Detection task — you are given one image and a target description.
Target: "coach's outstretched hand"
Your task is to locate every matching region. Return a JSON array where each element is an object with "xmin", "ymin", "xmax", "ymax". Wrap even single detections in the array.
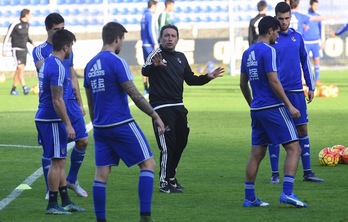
[
  {"xmin": 207, "ymin": 67, "xmax": 224, "ymax": 79},
  {"xmin": 152, "ymin": 53, "xmax": 166, "ymax": 67}
]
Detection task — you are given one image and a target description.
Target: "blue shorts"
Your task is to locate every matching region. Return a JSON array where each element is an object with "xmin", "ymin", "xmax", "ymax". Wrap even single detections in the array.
[
  {"xmin": 251, "ymin": 106, "xmax": 298, "ymax": 147},
  {"xmin": 305, "ymin": 42, "xmax": 322, "ymax": 59},
  {"xmin": 35, "ymin": 121, "xmax": 68, "ymax": 159},
  {"xmin": 66, "ymin": 99, "xmax": 88, "ymax": 142},
  {"xmin": 93, "ymin": 121, "xmax": 152, "ymax": 168},
  {"xmin": 285, "ymin": 92, "xmax": 308, "ymax": 125}
]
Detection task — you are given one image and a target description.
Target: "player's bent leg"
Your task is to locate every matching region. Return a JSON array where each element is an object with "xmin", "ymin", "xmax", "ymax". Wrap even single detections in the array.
[
  {"xmin": 280, "ymin": 141, "xmax": 307, "ymax": 207},
  {"xmin": 296, "ymin": 125, "xmax": 324, "ymax": 182},
  {"xmin": 282, "ymin": 141, "xmax": 301, "ymax": 177},
  {"xmin": 246, "ymin": 146, "xmax": 267, "ymax": 181},
  {"xmin": 243, "ymin": 146, "xmax": 269, "ymax": 207},
  {"xmin": 67, "ymin": 138, "xmax": 88, "ymax": 197}
]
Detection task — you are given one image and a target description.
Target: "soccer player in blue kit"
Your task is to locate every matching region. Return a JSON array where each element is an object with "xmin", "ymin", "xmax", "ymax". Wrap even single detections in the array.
[
  {"xmin": 141, "ymin": 0, "xmax": 159, "ymax": 94},
  {"xmin": 35, "ymin": 29, "xmax": 85, "ymax": 214},
  {"xmin": 303, "ymin": 0, "xmax": 323, "ymax": 86},
  {"xmin": 288, "ymin": 0, "xmax": 310, "ymax": 34},
  {"xmin": 240, "ymin": 15, "xmax": 307, "ymax": 208},
  {"xmin": 268, "ymin": 2, "xmax": 323, "ymax": 184},
  {"xmin": 33, "ymin": 13, "xmax": 88, "ymax": 199},
  {"xmin": 84, "ymin": 22, "xmax": 165, "ymax": 222}
]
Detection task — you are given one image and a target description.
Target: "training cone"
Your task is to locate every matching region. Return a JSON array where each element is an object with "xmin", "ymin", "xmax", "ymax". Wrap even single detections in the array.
[{"xmin": 15, "ymin": 184, "xmax": 32, "ymax": 190}]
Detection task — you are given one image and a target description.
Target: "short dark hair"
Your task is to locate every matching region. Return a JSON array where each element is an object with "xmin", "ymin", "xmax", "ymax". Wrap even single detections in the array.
[
  {"xmin": 52, "ymin": 29, "xmax": 76, "ymax": 51},
  {"xmin": 310, "ymin": 0, "xmax": 318, "ymax": 5},
  {"xmin": 148, "ymin": 0, "xmax": 158, "ymax": 8},
  {"xmin": 160, "ymin": 24, "xmax": 179, "ymax": 38},
  {"xmin": 289, "ymin": 0, "xmax": 299, "ymax": 9},
  {"xmin": 45, "ymin": 13, "xmax": 64, "ymax": 30},
  {"xmin": 102, "ymin": 22, "xmax": 128, "ymax": 45},
  {"xmin": 20, "ymin": 8, "xmax": 30, "ymax": 18},
  {"xmin": 275, "ymin": 1, "xmax": 291, "ymax": 14},
  {"xmin": 258, "ymin": 16, "xmax": 280, "ymax": 35},
  {"xmin": 257, "ymin": 1, "xmax": 267, "ymax": 12},
  {"xmin": 165, "ymin": 0, "xmax": 174, "ymax": 7}
]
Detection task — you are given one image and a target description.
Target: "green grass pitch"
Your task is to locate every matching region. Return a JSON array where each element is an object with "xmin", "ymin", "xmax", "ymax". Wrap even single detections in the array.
[{"xmin": 0, "ymin": 69, "xmax": 348, "ymax": 221}]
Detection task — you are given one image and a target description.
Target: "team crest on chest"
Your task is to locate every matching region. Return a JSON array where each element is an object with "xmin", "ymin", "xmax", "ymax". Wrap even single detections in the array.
[
  {"xmin": 177, "ymin": 58, "xmax": 181, "ymax": 63},
  {"xmin": 291, "ymin": 36, "xmax": 296, "ymax": 42}
]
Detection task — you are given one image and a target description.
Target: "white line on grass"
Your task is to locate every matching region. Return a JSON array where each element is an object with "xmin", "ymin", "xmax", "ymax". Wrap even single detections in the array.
[
  {"xmin": 0, "ymin": 94, "xmax": 144, "ymax": 211},
  {"xmin": 0, "ymin": 144, "xmax": 41, "ymax": 149}
]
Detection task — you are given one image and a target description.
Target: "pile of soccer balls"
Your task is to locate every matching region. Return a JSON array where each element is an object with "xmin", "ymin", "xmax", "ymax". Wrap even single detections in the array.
[
  {"xmin": 303, "ymin": 85, "xmax": 339, "ymax": 98},
  {"xmin": 318, "ymin": 145, "xmax": 348, "ymax": 166}
]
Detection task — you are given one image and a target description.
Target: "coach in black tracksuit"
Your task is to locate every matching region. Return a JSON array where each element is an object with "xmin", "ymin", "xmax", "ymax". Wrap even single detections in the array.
[{"xmin": 142, "ymin": 24, "xmax": 224, "ymax": 194}]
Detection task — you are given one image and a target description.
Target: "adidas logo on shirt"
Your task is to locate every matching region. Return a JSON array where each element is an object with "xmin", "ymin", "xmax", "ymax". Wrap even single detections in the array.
[
  {"xmin": 247, "ymin": 51, "xmax": 258, "ymax": 67},
  {"xmin": 87, "ymin": 59, "xmax": 105, "ymax": 78}
]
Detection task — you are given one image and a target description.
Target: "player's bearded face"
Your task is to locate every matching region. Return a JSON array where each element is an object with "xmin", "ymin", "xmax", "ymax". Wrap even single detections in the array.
[
  {"xmin": 64, "ymin": 45, "xmax": 72, "ymax": 59},
  {"xmin": 114, "ymin": 37, "xmax": 123, "ymax": 54},
  {"xmin": 64, "ymin": 51, "xmax": 70, "ymax": 59},
  {"xmin": 276, "ymin": 12, "xmax": 291, "ymax": 32},
  {"xmin": 115, "ymin": 46, "xmax": 120, "ymax": 54}
]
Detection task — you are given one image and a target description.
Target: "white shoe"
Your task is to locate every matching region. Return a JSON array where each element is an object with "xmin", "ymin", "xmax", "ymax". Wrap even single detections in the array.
[
  {"xmin": 66, "ymin": 180, "xmax": 88, "ymax": 197},
  {"xmin": 45, "ymin": 191, "xmax": 49, "ymax": 200}
]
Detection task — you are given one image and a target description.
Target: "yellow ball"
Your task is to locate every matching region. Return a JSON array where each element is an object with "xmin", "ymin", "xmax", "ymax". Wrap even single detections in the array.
[
  {"xmin": 32, "ymin": 84, "xmax": 39, "ymax": 95},
  {"xmin": 0, "ymin": 73, "xmax": 6, "ymax": 83}
]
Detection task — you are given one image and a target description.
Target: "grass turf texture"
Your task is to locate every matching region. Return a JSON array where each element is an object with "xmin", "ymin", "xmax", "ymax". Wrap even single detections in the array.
[{"xmin": 0, "ymin": 69, "xmax": 348, "ymax": 221}]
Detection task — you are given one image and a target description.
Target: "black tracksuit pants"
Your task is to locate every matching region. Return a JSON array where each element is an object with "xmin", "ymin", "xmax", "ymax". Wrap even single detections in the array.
[{"xmin": 153, "ymin": 105, "xmax": 190, "ymax": 186}]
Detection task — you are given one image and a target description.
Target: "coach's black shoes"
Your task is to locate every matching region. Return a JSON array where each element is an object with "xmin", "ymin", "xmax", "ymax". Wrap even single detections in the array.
[
  {"xmin": 159, "ymin": 181, "xmax": 183, "ymax": 194},
  {"xmin": 168, "ymin": 178, "xmax": 185, "ymax": 189},
  {"xmin": 45, "ymin": 204, "xmax": 72, "ymax": 215}
]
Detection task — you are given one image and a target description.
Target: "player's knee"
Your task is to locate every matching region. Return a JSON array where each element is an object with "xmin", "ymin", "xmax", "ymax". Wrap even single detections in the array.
[
  {"xmin": 76, "ymin": 138, "xmax": 88, "ymax": 150},
  {"xmin": 251, "ymin": 148, "xmax": 267, "ymax": 161},
  {"xmin": 296, "ymin": 125, "xmax": 307, "ymax": 137},
  {"xmin": 284, "ymin": 141, "xmax": 302, "ymax": 157},
  {"xmin": 140, "ymin": 157, "xmax": 155, "ymax": 171}
]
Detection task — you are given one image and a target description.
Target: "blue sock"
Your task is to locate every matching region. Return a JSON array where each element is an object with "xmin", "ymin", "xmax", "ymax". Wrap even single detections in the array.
[
  {"xmin": 299, "ymin": 136, "xmax": 311, "ymax": 173},
  {"xmin": 42, "ymin": 156, "xmax": 51, "ymax": 192},
  {"xmin": 244, "ymin": 182, "xmax": 255, "ymax": 201},
  {"xmin": 138, "ymin": 170, "xmax": 154, "ymax": 215},
  {"xmin": 314, "ymin": 65, "xmax": 320, "ymax": 81},
  {"xmin": 93, "ymin": 180, "xmax": 106, "ymax": 220},
  {"xmin": 268, "ymin": 144, "xmax": 280, "ymax": 175},
  {"xmin": 283, "ymin": 175, "xmax": 294, "ymax": 195},
  {"xmin": 67, "ymin": 146, "xmax": 86, "ymax": 183}
]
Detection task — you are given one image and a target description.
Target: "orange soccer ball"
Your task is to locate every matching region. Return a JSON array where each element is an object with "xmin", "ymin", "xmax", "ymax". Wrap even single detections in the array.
[
  {"xmin": 341, "ymin": 148, "xmax": 348, "ymax": 164},
  {"xmin": 318, "ymin": 147, "xmax": 340, "ymax": 166},
  {"xmin": 318, "ymin": 85, "xmax": 330, "ymax": 98},
  {"xmin": 328, "ymin": 85, "xmax": 339, "ymax": 97},
  {"xmin": 332, "ymin": 145, "xmax": 347, "ymax": 164}
]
